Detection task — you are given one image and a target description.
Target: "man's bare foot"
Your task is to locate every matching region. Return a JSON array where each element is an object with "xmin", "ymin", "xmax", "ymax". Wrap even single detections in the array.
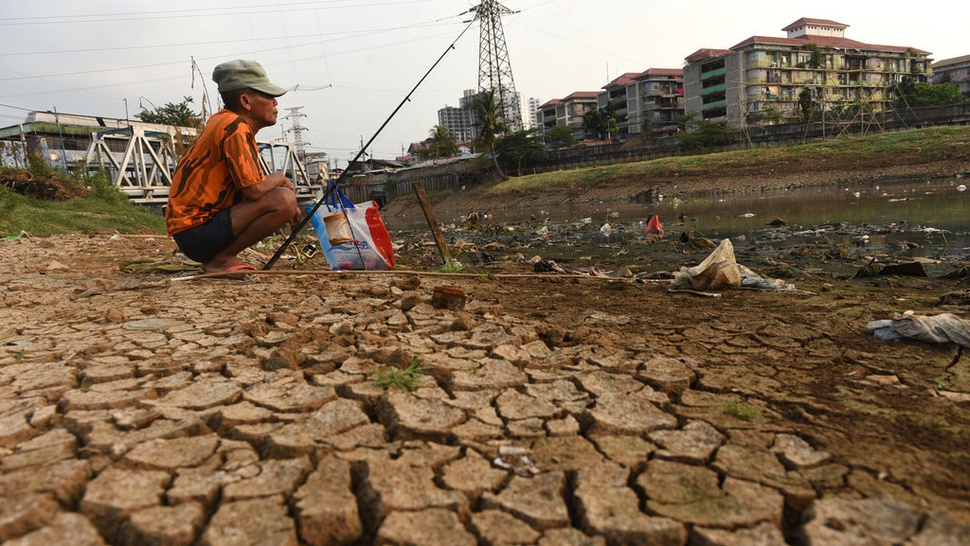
[{"xmin": 202, "ymin": 255, "xmax": 249, "ymax": 274}]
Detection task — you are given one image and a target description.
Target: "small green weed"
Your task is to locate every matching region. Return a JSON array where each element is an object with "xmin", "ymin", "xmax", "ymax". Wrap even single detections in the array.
[
  {"xmin": 723, "ymin": 397, "xmax": 760, "ymax": 420},
  {"xmin": 374, "ymin": 358, "xmax": 430, "ymax": 391},
  {"xmin": 12, "ymin": 349, "xmax": 27, "ymax": 359},
  {"xmin": 437, "ymin": 260, "xmax": 464, "ymax": 273}
]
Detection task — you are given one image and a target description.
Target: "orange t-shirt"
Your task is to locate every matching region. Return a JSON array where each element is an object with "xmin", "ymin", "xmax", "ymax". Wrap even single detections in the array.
[{"xmin": 166, "ymin": 110, "xmax": 264, "ymax": 236}]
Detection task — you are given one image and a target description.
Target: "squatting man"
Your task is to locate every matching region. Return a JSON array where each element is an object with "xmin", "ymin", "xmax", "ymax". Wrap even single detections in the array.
[{"xmin": 166, "ymin": 59, "xmax": 300, "ymax": 274}]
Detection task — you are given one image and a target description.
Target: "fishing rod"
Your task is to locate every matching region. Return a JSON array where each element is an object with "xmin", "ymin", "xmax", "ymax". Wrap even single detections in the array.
[{"xmin": 264, "ymin": 18, "xmax": 476, "ymax": 270}]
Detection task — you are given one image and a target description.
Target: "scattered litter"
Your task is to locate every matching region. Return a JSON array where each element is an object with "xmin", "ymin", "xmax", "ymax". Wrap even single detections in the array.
[
  {"xmin": 739, "ymin": 266, "xmax": 797, "ymax": 291},
  {"xmin": 493, "ymin": 445, "xmax": 540, "ymax": 476},
  {"xmin": 644, "ymin": 215, "xmax": 664, "ymax": 235},
  {"xmin": 738, "ymin": 213, "xmax": 755, "ymax": 218},
  {"xmin": 853, "ymin": 261, "xmax": 928, "ymax": 278},
  {"xmin": 431, "ymin": 286, "xmax": 466, "ymax": 310},
  {"xmin": 957, "ymin": 184, "xmax": 967, "ymax": 192},
  {"xmin": 678, "ymin": 229, "xmax": 716, "ymax": 249},
  {"xmin": 867, "ymin": 312, "xmax": 970, "ymax": 348},
  {"xmin": 599, "ymin": 223, "xmax": 613, "ymax": 237}
]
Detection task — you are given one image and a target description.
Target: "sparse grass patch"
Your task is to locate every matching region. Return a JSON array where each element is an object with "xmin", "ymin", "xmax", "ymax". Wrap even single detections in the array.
[
  {"xmin": 437, "ymin": 260, "xmax": 464, "ymax": 273},
  {"xmin": 374, "ymin": 357, "xmax": 430, "ymax": 391},
  {"xmin": 723, "ymin": 397, "xmax": 761, "ymax": 420}
]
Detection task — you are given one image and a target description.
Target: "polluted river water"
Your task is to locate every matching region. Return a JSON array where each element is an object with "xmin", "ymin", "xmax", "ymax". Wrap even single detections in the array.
[{"xmin": 388, "ymin": 177, "xmax": 970, "ymax": 260}]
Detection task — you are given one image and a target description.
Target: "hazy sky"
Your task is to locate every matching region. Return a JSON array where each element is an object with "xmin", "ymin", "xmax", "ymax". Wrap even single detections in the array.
[{"xmin": 1, "ymin": 1, "xmax": 966, "ymax": 166}]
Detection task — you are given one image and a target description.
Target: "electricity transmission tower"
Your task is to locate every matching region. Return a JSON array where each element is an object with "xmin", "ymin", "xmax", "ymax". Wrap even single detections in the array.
[
  {"xmin": 470, "ymin": 0, "xmax": 522, "ymax": 131},
  {"xmin": 285, "ymin": 106, "xmax": 309, "ymax": 163}
]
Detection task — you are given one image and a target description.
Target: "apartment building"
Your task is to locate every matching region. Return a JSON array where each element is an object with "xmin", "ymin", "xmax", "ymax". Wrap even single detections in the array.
[
  {"xmin": 596, "ymin": 73, "xmax": 639, "ymax": 138},
  {"xmin": 598, "ymin": 69, "xmax": 685, "ymax": 138},
  {"xmin": 526, "ymin": 97, "xmax": 542, "ymax": 131},
  {"xmin": 933, "ymin": 55, "xmax": 970, "ymax": 97},
  {"xmin": 684, "ymin": 18, "xmax": 933, "ymax": 126},
  {"xmin": 538, "ymin": 91, "xmax": 598, "ymax": 140},
  {"xmin": 437, "ymin": 105, "xmax": 475, "ymax": 142}
]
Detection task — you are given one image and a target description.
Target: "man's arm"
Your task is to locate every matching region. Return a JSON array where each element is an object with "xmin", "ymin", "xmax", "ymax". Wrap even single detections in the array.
[{"xmin": 240, "ymin": 171, "xmax": 295, "ymax": 201}]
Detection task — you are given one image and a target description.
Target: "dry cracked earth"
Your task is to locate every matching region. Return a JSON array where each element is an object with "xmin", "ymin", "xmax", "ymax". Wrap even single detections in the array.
[{"xmin": 1, "ymin": 232, "xmax": 969, "ymax": 546}]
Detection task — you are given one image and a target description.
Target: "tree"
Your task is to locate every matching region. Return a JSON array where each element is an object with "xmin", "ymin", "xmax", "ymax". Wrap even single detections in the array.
[
  {"xmin": 909, "ymin": 82, "xmax": 966, "ymax": 107},
  {"xmin": 543, "ymin": 124, "xmax": 576, "ymax": 149},
  {"xmin": 471, "ymin": 89, "xmax": 509, "ymax": 179},
  {"xmin": 798, "ymin": 88, "xmax": 816, "ymax": 121},
  {"xmin": 495, "ymin": 129, "xmax": 544, "ymax": 176},
  {"xmin": 414, "ymin": 125, "xmax": 458, "ymax": 160},
  {"xmin": 135, "ymin": 96, "xmax": 203, "ymax": 128},
  {"xmin": 674, "ymin": 113, "xmax": 733, "ymax": 150},
  {"xmin": 583, "ymin": 104, "xmax": 618, "ymax": 140}
]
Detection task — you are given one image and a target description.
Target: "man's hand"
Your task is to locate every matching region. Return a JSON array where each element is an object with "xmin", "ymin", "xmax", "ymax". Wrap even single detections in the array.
[{"xmin": 243, "ymin": 171, "xmax": 294, "ymax": 201}]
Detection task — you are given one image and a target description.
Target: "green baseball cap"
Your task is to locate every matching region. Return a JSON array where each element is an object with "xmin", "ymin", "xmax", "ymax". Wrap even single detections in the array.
[{"xmin": 212, "ymin": 59, "xmax": 287, "ymax": 97}]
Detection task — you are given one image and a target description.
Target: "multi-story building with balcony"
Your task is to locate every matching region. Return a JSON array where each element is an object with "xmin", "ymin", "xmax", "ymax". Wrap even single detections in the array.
[
  {"xmin": 599, "ymin": 70, "xmax": 686, "ymax": 138},
  {"xmin": 597, "ymin": 72, "xmax": 639, "ymax": 138},
  {"xmin": 684, "ymin": 18, "xmax": 933, "ymax": 126},
  {"xmin": 634, "ymin": 69, "xmax": 685, "ymax": 137},
  {"xmin": 933, "ymin": 55, "xmax": 970, "ymax": 97},
  {"xmin": 538, "ymin": 91, "xmax": 598, "ymax": 140}
]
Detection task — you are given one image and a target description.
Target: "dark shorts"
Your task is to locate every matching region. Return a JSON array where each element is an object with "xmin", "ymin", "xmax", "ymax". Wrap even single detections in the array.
[{"xmin": 172, "ymin": 208, "xmax": 234, "ymax": 264}]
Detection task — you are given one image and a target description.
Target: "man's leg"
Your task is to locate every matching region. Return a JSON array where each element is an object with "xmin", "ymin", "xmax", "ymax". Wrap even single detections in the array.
[{"xmin": 202, "ymin": 187, "xmax": 299, "ymax": 272}]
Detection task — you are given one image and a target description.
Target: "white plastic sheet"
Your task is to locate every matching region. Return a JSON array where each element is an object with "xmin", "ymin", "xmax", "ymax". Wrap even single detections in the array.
[{"xmin": 867, "ymin": 312, "xmax": 970, "ymax": 348}]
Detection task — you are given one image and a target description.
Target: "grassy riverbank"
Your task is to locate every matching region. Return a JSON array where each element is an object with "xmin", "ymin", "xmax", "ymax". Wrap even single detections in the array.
[
  {"xmin": 0, "ymin": 170, "xmax": 165, "ymax": 236},
  {"xmin": 480, "ymin": 124, "xmax": 970, "ymax": 198}
]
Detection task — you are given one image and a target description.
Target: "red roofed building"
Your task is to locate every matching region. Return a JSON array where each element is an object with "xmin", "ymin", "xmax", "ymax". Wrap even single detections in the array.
[
  {"xmin": 538, "ymin": 91, "xmax": 599, "ymax": 140},
  {"xmin": 684, "ymin": 17, "xmax": 933, "ymax": 126},
  {"xmin": 597, "ymin": 69, "xmax": 685, "ymax": 138}
]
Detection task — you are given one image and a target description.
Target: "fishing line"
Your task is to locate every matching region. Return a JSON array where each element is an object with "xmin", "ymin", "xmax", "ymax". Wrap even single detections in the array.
[{"xmin": 264, "ymin": 17, "xmax": 476, "ymax": 270}]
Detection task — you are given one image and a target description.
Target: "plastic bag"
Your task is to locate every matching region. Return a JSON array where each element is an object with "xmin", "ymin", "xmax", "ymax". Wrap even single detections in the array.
[
  {"xmin": 866, "ymin": 312, "xmax": 970, "ymax": 348},
  {"xmin": 308, "ymin": 183, "xmax": 395, "ymax": 270},
  {"xmin": 671, "ymin": 238, "xmax": 741, "ymax": 290}
]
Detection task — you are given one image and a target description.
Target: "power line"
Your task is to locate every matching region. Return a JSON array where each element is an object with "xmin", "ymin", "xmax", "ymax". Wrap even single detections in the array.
[
  {"xmin": 0, "ymin": 25, "xmax": 449, "ymax": 57},
  {"xmin": 0, "ymin": 0, "xmax": 438, "ymax": 26},
  {"xmin": 0, "ymin": 26, "xmax": 459, "ymax": 84}
]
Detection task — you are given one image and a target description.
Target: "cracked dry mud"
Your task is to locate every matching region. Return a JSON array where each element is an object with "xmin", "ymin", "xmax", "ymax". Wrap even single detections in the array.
[{"xmin": 1, "ymin": 232, "xmax": 968, "ymax": 546}]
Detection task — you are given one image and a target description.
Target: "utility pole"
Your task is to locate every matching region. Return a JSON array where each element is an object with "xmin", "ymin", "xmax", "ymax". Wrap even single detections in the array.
[
  {"xmin": 470, "ymin": 0, "xmax": 522, "ymax": 131},
  {"xmin": 285, "ymin": 106, "xmax": 308, "ymax": 163}
]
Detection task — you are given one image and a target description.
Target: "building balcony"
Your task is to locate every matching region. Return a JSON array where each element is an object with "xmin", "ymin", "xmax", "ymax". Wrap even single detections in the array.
[
  {"xmin": 701, "ymin": 99, "xmax": 726, "ymax": 110},
  {"xmin": 700, "ymin": 83, "xmax": 726, "ymax": 95},
  {"xmin": 701, "ymin": 66, "xmax": 726, "ymax": 80}
]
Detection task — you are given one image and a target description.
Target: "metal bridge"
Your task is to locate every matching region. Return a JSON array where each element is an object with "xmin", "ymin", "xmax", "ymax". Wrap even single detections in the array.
[{"xmin": 83, "ymin": 128, "xmax": 325, "ymax": 205}]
